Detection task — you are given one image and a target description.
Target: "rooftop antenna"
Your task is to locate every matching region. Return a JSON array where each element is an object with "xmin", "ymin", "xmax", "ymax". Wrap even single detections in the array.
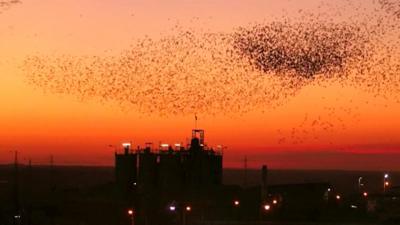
[{"xmin": 195, "ymin": 114, "xmax": 198, "ymax": 129}]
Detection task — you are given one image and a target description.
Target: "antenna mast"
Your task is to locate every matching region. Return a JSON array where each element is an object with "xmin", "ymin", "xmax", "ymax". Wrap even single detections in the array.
[
  {"xmin": 13, "ymin": 150, "xmax": 21, "ymax": 223},
  {"xmin": 244, "ymin": 155, "xmax": 248, "ymax": 187}
]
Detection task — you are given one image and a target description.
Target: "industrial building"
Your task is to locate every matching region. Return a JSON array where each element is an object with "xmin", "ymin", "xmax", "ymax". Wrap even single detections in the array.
[
  {"xmin": 115, "ymin": 129, "xmax": 225, "ymax": 224},
  {"xmin": 114, "ymin": 129, "xmax": 332, "ymax": 225},
  {"xmin": 115, "ymin": 129, "xmax": 223, "ymax": 194}
]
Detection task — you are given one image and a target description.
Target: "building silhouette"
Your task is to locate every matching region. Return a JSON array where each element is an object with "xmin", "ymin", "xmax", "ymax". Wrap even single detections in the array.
[{"xmin": 115, "ymin": 129, "xmax": 223, "ymax": 194}]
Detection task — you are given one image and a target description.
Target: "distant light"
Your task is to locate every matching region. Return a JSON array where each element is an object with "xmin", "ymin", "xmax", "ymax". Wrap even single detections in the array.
[
  {"xmin": 264, "ymin": 204, "xmax": 271, "ymax": 211},
  {"xmin": 385, "ymin": 181, "xmax": 390, "ymax": 186},
  {"xmin": 350, "ymin": 205, "xmax": 358, "ymax": 209},
  {"xmin": 234, "ymin": 200, "xmax": 240, "ymax": 206},
  {"xmin": 186, "ymin": 206, "xmax": 191, "ymax": 211},
  {"xmin": 336, "ymin": 195, "xmax": 341, "ymax": 200},
  {"xmin": 174, "ymin": 143, "xmax": 181, "ymax": 147},
  {"xmin": 272, "ymin": 199, "xmax": 278, "ymax": 204},
  {"xmin": 327, "ymin": 188, "xmax": 331, "ymax": 192},
  {"xmin": 160, "ymin": 144, "xmax": 169, "ymax": 148},
  {"xmin": 14, "ymin": 215, "xmax": 21, "ymax": 219},
  {"xmin": 384, "ymin": 174, "xmax": 389, "ymax": 179},
  {"xmin": 133, "ymin": 182, "xmax": 137, "ymax": 186},
  {"xmin": 122, "ymin": 143, "xmax": 131, "ymax": 147},
  {"xmin": 200, "ymin": 144, "xmax": 204, "ymax": 147},
  {"xmin": 363, "ymin": 192, "xmax": 368, "ymax": 197},
  {"xmin": 169, "ymin": 206, "xmax": 176, "ymax": 211},
  {"xmin": 128, "ymin": 209, "xmax": 134, "ymax": 215}
]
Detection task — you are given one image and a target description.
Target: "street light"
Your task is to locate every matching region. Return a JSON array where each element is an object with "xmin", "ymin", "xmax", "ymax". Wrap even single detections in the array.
[
  {"xmin": 272, "ymin": 199, "xmax": 278, "ymax": 204},
  {"xmin": 127, "ymin": 209, "xmax": 134, "ymax": 225},
  {"xmin": 169, "ymin": 206, "xmax": 176, "ymax": 211},
  {"xmin": 336, "ymin": 195, "xmax": 341, "ymax": 200},
  {"xmin": 384, "ymin": 173, "xmax": 390, "ymax": 193},
  {"xmin": 234, "ymin": 200, "xmax": 240, "ymax": 206},
  {"xmin": 363, "ymin": 192, "xmax": 368, "ymax": 197},
  {"xmin": 185, "ymin": 206, "xmax": 191, "ymax": 212},
  {"xmin": 358, "ymin": 176, "xmax": 364, "ymax": 189},
  {"xmin": 264, "ymin": 204, "xmax": 271, "ymax": 211}
]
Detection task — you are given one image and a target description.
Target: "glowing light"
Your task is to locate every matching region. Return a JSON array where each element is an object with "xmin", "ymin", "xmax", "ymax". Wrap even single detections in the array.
[
  {"xmin": 234, "ymin": 200, "xmax": 240, "ymax": 206},
  {"xmin": 327, "ymin": 188, "xmax": 331, "ymax": 192},
  {"xmin": 174, "ymin": 143, "xmax": 181, "ymax": 147},
  {"xmin": 264, "ymin": 204, "xmax": 271, "ymax": 211},
  {"xmin": 169, "ymin": 206, "xmax": 176, "ymax": 211},
  {"xmin": 350, "ymin": 205, "xmax": 358, "ymax": 209},
  {"xmin": 128, "ymin": 209, "xmax": 134, "ymax": 215},
  {"xmin": 186, "ymin": 206, "xmax": 191, "ymax": 211},
  {"xmin": 363, "ymin": 192, "xmax": 368, "ymax": 197},
  {"xmin": 160, "ymin": 144, "xmax": 169, "ymax": 148},
  {"xmin": 272, "ymin": 199, "xmax": 278, "ymax": 204},
  {"xmin": 122, "ymin": 143, "xmax": 131, "ymax": 147},
  {"xmin": 385, "ymin": 181, "xmax": 390, "ymax": 186},
  {"xmin": 336, "ymin": 195, "xmax": 341, "ymax": 200},
  {"xmin": 384, "ymin": 174, "xmax": 389, "ymax": 179}
]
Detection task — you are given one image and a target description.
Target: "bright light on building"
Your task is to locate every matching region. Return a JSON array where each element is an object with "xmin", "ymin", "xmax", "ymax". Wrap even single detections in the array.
[
  {"xmin": 336, "ymin": 195, "xmax": 341, "ymax": 200},
  {"xmin": 384, "ymin": 173, "xmax": 389, "ymax": 179},
  {"xmin": 128, "ymin": 209, "xmax": 134, "ymax": 215},
  {"xmin": 160, "ymin": 144, "xmax": 169, "ymax": 148},
  {"xmin": 234, "ymin": 200, "xmax": 240, "ymax": 206},
  {"xmin": 174, "ymin": 143, "xmax": 181, "ymax": 147},
  {"xmin": 264, "ymin": 204, "xmax": 271, "ymax": 211},
  {"xmin": 350, "ymin": 205, "xmax": 358, "ymax": 209},
  {"xmin": 169, "ymin": 206, "xmax": 176, "ymax": 211},
  {"xmin": 186, "ymin": 206, "xmax": 191, "ymax": 211},
  {"xmin": 385, "ymin": 181, "xmax": 390, "ymax": 186},
  {"xmin": 363, "ymin": 192, "xmax": 368, "ymax": 197},
  {"xmin": 272, "ymin": 199, "xmax": 278, "ymax": 204},
  {"xmin": 122, "ymin": 143, "xmax": 131, "ymax": 148},
  {"xmin": 327, "ymin": 188, "xmax": 331, "ymax": 192}
]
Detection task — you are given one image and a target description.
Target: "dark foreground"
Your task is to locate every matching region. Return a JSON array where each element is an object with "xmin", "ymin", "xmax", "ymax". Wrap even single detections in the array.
[{"xmin": 0, "ymin": 165, "xmax": 399, "ymax": 225}]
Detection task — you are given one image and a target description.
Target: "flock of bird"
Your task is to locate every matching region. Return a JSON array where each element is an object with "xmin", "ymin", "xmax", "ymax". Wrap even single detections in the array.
[
  {"xmin": 0, "ymin": 0, "xmax": 20, "ymax": 14},
  {"xmin": 232, "ymin": 20, "xmax": 370, "ymax": 79},
  {"xmin": 21, "ymin": 0, "xmax": 400, "ymax": 144},
  {"xmin": 379, "ymin": 0, "xmax": 400, "ymax": 19}
]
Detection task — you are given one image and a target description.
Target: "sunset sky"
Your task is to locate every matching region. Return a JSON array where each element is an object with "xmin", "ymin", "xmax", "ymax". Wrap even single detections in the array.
[{"xmin": 0, "ymin": 0, "xmax": 399, "ymax": 170}]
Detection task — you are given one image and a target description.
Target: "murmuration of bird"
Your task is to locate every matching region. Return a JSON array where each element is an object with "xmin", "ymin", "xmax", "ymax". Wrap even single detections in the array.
[
  {"xmin": 22, "ymin": 0, "xmax": 400, "ymax": 118},
  {"xmin": 0, "ymin": 0, "xmax": 21, "ymax": 14}
]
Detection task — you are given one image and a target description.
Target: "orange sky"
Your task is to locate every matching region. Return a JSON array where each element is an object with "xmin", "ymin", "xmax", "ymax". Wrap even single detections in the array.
[{"xmin": 0, "ymin": 0, "xmax": 399, "ymax": 170}]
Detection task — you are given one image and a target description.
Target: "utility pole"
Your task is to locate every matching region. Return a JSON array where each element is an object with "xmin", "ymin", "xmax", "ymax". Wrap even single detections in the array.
[
  {"xmin": 13, "ymin": 150, "xmax": 21, "ymax": 225},
  {"xmin": 244, "ymin": 156, "xmax": 248, "ymax": 187},
  {"xmin": 27, "ymin": 159, "xmax": 32, "ymax": 225}
]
